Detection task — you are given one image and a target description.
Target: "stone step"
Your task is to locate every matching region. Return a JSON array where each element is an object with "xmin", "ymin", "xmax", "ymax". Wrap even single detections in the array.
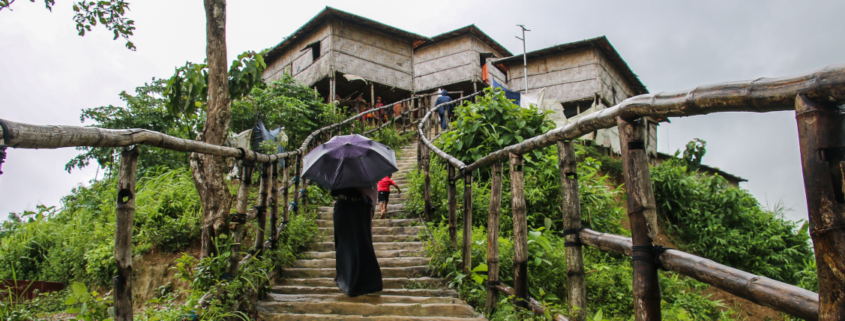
[
  {"xmin": 284, "ymin": 266, "xmax": 428, "ymax": 278},
  {"xmin": 303, "ymin": 249, "xmax": 424, "ymax": 259},
  {"xmin": 258, "ymin": 313, "xmax": 485, "ymax": 321},
  {"xmin": 256, "ymin": 301, "xmax": 475, "ymax": 318},
  {"xmin": 318, "ymin": 212, "xmax": 409, "ymax": 221},
  {"xmin": 280, "ymin": 277, "xmax": 446, "ymax": 290},
  {"xmin": 320, "ymin": 234, "xmax": 420, "ymax": 243},
  {"xmin": 315, "ymin": 219, "xmax": 419, "ymax": 228},
  {"xmin": 309, "ymin": 242, "xmax": 424, "ymax": 252},
  {"xmin": 270, "ymin": 287, "xmax": 457, "ymax": 299},
  {"xmin": 293, "ymin": 257, "xmax": 429, "ymax": 268},
  {"xmin": 319, "ymin": 204, "xmax": 406, "ymax": 212},
  {"xmin": 264, "ymin": 293, "xmax": 458, "ymax": 305},
  {"xmin": 318, "ymin": 226, "xmax": 422, "ymax": 237}
]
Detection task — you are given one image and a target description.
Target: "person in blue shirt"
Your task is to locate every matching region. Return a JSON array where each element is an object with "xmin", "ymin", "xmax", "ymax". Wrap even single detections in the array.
[{"xmin": 435, "ymin": 88, "xmax": 453, "ymax": 130}]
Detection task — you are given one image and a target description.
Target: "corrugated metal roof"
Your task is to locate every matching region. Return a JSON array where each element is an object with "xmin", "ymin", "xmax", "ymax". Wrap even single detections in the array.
[
  {"xmin": 264, "ymin": 6, "xmax": 429, "ymax": 62},
  {"xmin": 419, "ymin": 25, "xmax": 514, "ymax": 57},
  {"xmin": 491, "ymin": 36, "xmax": 648, "ymax": 95}
]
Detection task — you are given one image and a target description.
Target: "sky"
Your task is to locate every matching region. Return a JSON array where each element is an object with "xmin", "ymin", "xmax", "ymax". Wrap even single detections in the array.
[{"xmin": 2, "ymin": 0, "xmax": 844, "ymax": 223}]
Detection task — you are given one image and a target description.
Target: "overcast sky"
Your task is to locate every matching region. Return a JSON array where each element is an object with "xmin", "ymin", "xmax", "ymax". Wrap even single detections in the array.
[{"xmin": 2, "ymin": 0, "xmax": 843, "ymax": 223}]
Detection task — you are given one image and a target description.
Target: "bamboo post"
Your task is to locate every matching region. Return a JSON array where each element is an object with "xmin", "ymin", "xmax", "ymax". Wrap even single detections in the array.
[
  {"xmin": 557, "ymin": 141, "xmax": 587, "ymax": 321},
  {"xmin": 114, "ymin": 146, "xmax": 138, "ymax": 321},
  {"xmin": 293, "ymin": 155, "xmax": 301, "ymax": 216},
  {"xmin": 424, "ymin": 144, "xmax": 432, "ymax": 222},
  {"xmin": 618, "ymin": 117, "xmax": 661, "ymax": 321},
  {"xmin": 282, "ymin": 158, "xmax": 290, "ymax": 227},
  {"xmin": 485, "ymin": 163, "xmax": 503, "ymax": 312},
  {"xmin": 509, "ymin": 153, "xmax": 529, "ymax": 308},
  {"xmin": 253, "ymin": 163, "xmax": 270, "ymax": 257},
  {"xmin": 270, "ymin": 162, "xmax": 280, "ymax": 249},
  {"xmin": 795, "ymin": 93, "xmax": 845, "ymax": 320},
  {"xmin": 448, "ymin": 165, "xmax": 458, "ymax": 248},
  {"xmin": 229, "ymin": 161, "xmax": 254, "ymax": 276},
  {"xmin": 462, "ymin": 173, "xmax": 473, "ymax": 274}
]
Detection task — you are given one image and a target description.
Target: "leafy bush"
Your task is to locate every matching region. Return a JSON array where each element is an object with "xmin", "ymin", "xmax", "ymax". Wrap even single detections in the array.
[{"xmin": 652, "ymin": 154, "xmax": 814, "ymax": 285}]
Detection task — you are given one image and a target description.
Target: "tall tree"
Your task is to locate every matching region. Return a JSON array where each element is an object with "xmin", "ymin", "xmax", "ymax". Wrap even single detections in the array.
[{"xmin": 193, "ymin": 0, "xmax": 231, "ymax": 258}]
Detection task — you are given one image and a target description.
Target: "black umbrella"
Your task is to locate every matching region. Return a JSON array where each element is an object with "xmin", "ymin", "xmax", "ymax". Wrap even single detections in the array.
[{"xmin": 302, "ymin": 135, "xmax": 398, "ymax": 190}]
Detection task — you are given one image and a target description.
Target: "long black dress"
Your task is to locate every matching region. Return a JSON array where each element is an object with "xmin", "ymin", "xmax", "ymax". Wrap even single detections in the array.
[{"xmin": 331, "ymin": 188, "xmax": 383, "ymax": 296}]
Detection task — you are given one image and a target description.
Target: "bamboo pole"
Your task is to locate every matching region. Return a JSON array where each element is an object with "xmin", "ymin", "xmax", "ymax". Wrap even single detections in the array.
[
  {"xmin": 424, "ymin": 144, "xmax": 432, "ymax": 222},
  {"xmin": 228, "ymin": 161, "xmax": 254, "ymax": 276},
  {"xmin": 509, "ymin": 153, "xmax": 529, "ymax": 308},
  {"xmin": 269, "ymin": 162, "xmax": 280, "ymax": 249},
  {"xmin": 618, "ymin": 117, "xmax": 660, "ymax": 321},
  {"xmin": 578, "ymin": 228, "xmax": 820, "ymax": 320},
  {"xmin": 293, "ymin": 155, "xmax": 301, "ymax": 216},
  {"xmin": 557, "ymin": 141, "xmax": 586, "ymax": 321},
  {"xmin": 485, "ymin": 163, "xmax": 503, "ymax": 312},
  {"xmin": 253, "ymin": 163, "xmax": 270, "ymax": 257},
  {"xmin": 462, "ymin": 173, "xmax": 473, "ymax": 274},
  {"xmin": 795, "ymin": 93, "xmax": 845, "ymax": 320},
  {"xmin": 448, "ymin": 165, "xmax": 458, "ymax": 249},
  {"xmin": 114, "ymin": 146, "xmax": 138, "ymax": 321},
  {"xmin": 282, "ymin": 159, "xmax": 290, "ymax": 230}
]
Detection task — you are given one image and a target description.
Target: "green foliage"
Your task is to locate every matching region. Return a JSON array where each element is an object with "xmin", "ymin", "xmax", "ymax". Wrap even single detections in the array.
[
  {"xmin": 679, "ymin": 138, "xmax": 706, "ymax": 171},
  {"xmin": 0, "ymin": 0, "xmax": 135, "ymax": 50},
  {"xmin": 64, "ymin": 282, "xmax": 114, "ymax": 321},
  {"xmin": 439, "ymin": 87, "xmax": 555, "ymax": 163},
  {"xmin": 66, "ymin": 80, "xmax": 195, "ymax": 174},
  {"xmin": 369, "ymin": 126, "xmax": 415, "ymax": 151},
  {"xmin": 165, "ymin": 51, "xmax": 267, "ymax": 117},
  {"xmin": 230, "ymin": 74, "xmax": 344, "ymax": 150},
  {"xmin": 652, "ymin": 154, "xmax": 814, "ymax": 284},
  {"xmin": 0, "ymin": 168, "xmax": 201, "ymax": 286}
]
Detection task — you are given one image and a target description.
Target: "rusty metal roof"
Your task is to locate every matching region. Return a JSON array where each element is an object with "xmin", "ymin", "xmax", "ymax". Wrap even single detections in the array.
[
  {"xmin": 264, "ymin": 6, "xmax": 429, "ymax": 62},
  {"xmin": 492, "ymin": 36, "xmax": 648, "ymax": 95},
  {"xmin": 418, "ymin": 25, "xmax": 514, "ymax": 57}
]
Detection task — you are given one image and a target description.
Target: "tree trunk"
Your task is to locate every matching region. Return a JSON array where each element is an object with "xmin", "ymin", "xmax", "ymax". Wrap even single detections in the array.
[
  {"xmin": 448, "ymin": 165, "xmax": 457, "ymax": 248},
  {"xmin": 557, "ymin": 141, "xmax": 586, "ymax": 321},
  {"xmin": 114, "ymin": 147, "xmax": 138, "ymax": 321},
  {"xmin": 485, "ymin": 163, "xmax": 503, "ymax": 312},
  {"xmin": 462, "ymin": 173, "xmax": 473, "ymax": 274},
  {"xmin": 618, "ymin": 117, "xmax": 661, "ymax": 321},
  {"xmin": 795, "ymin": 93, "xmax": 845, "ymax": 321},
  {"xmin": 509, "ymin": 153, "xmax": 528, "ymax": 308},
  {"xmin": 194, "ymin": 0, "xmax": 232, "ymax": 259}
]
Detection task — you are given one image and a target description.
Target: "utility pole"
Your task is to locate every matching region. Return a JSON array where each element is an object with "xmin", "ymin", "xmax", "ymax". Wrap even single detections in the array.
[{"xmin": 516, "ymin": 25, "xmax": 530, "ymax": 93}]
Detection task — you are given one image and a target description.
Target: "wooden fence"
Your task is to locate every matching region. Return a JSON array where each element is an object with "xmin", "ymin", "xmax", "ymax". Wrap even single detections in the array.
[
  {"xmin": 0, "ymin": 91, "xmax": 437, "ymax": 321},
  {"xmin": 414, "ymin": 64, "xmax": 845, "ymax": 321}
]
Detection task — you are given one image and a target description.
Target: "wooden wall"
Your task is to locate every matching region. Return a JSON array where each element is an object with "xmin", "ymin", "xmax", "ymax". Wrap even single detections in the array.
[
  {"xmin": 506, "ymin": 48, "xmax": 600, "ymax": 103},
  {"xmin": 263, "ymin": 22, "xmax": 332, "ymax": 86},
  {"xmin": 414, "ymin": 34, "xmax": 507, "ymax": 92},
  {"xmin": 331, "ymin": 19, "xmax": 414, "ymax": 91}
]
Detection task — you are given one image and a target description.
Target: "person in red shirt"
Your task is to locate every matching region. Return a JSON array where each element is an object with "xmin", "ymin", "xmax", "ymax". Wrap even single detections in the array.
[{"xmin": 377, "ymin": 174, "xmax": 402, "ymax": 219}]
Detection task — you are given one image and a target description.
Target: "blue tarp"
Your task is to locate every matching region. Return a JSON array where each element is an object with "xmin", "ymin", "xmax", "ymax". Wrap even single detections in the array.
[{"xmin": 492, "ymin": 79, "xmax": 520, "ymax": 106}]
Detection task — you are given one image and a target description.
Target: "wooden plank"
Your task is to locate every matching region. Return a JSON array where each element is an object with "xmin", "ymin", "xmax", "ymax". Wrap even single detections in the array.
[
  {"xmin": 509, "ymin": 153, "xmax": 528, "ymax": 308},
  {"xmin": 795, "ymin": 93, "xmax": 845, "ymax": 321},
  {"xmin": 114, "ymin": 147, "xmax": 138, "ymax": 321},
  {"xmin": 618, "ymin": 117, "xmax": 660, "ymax": 321},
  {"xmin": 557, "ymin": 141, "xmax": 586, "ymax": 321},
  {"xmin": 485, "ymin": 163, "xmax": 503, "ymax": 311}
]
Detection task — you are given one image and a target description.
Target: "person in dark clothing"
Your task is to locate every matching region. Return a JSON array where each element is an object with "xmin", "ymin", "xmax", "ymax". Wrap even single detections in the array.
[
  {"xmin": 330, "ymin": 187, "xmax": 383, "ymax": 296},
  {"xmin": 435, "ymin": 88, "xmax": 452, "ymax": 130}
]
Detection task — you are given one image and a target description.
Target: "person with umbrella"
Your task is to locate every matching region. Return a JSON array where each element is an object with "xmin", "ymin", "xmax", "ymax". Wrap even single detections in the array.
[{"xmin": 302, "ymin": 134, "xmax": 398, "ymax": 296}]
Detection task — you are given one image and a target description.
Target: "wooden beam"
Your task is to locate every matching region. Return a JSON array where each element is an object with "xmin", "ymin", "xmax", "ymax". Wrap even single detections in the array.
[
  {"xmin": 795, "ymin": 93, "xmax": 845, "ymax": 321},
  {"xmin": 253, "ymin": 163, "xmax": 271, "ymax": 257},
  {"xmin": 618, "ymin": 117, "xmax": 660, "ymax": 321},
  {"xmin": 462, "ymin": 173, "xmax": 473, "ymax": 274},
  {"xmin": 282, "ymin": 159, "xmax": 290, "ymax": 232},
  {"xmin": 229, "ymin": 161, "xmax": 254, "ymax": 276},
  {"xmin": 114, "ymin": 146, "xmax": 138, "ymax": 321},
  {"xmin": 485, "ymin": 163, "xmax": 503, "ymax": 312},
  {"xmin": 509, "ymin": 153, "xmax": 529, "ymax": 308},
  {"xmin": 423, "ymin": 144, "xmax": 432, "ymax": 222},
  {"xmin": 293, "ymin": 155, "xmax": 302, "ymax": 216},
  {"xmin": 448, "ymin": 165, "xmax": 458, "ymax": 249},
  {"xmin": 579, "ymin": 228, "xmax": 820, "ymax": 320},
  {"xmin": 557, "ymin": 141, "xmax": 586, "ymax": 321}
]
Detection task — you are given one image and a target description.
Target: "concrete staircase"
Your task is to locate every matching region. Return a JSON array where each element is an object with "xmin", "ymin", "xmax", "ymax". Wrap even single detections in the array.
[{"xmin": 257, "ymin": 141, "xmax": 485, "ymax": 320}]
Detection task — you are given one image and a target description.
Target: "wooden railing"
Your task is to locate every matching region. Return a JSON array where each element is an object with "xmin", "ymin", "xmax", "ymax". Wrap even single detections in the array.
[
  {"xmin": 415, "ymin": 64, "xmax": 845, "ymax": 321},
  {"xmin": 0, "ymin": 91, "xmax": 440, "ymax": 320}
]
